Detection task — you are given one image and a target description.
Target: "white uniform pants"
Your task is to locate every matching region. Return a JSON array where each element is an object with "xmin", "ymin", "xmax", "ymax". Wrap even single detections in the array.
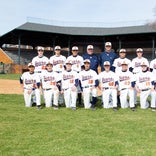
[
  {"xmin": 120, "ymin": 89, "xmax": 134, "ymax": 108},
  {"xmin": 43, "ymin": 89, "xmax": 59, "ymax": 107},
  {"xmin": 24, "ymin": 89, "xmax": 40, "ymax": 107},
  {"xmin": 150, "ymin": 90, "xmax": 156, "ymax": 108},
  {"xmin": 102, "ymin": 89, "xmax": 117, "ymax": 108},
  {"xmin": 63, "ymin": 88, "xmax": 77, "ymax": 108},
  {"xmin": 140, "ymin": 90, "xmax": 150, "ymax": 109},
  {"xmin": 83, "ymin": 88, "xmax": 97, "ymax": 109}
]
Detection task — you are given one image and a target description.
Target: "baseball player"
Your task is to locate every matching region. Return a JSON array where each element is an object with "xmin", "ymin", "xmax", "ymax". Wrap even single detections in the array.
[
  {"xmin": 31, "ymin": 46, "xmax": 49, "ymax": 104},
  {"xmin": 49, "ymin": 46, "xmax": 66, "ymax": 105},
  {"xmin": 60, "ymin": 60, "xmax": 79, "ymax": 110},
  {"xmin": 40, "ymin": 62, "xmax": 60, "ymax": 109},
  {"xmin": 131, "ymin": 48, "xmax": 149, "ymax": 105},
  {"xmin": 66, "ymin": 46, "xmax": 84, "ymax": 106},
  {"xmin": 117, "ymin": 61, "xmax": 136, "ymax": 110},
  {"xmin": 98, "ymin": 61, "xmax": 118, "ymax": 110},
  {"xmin": 131, "ymin": 48, "xmax": 149, "ymax": 74},
  {"xmin": 99, "ymin": 42, "xmax": 117, "ymax": 71},
  {"xmin": 135, "ymin": 61, "xmax": 155, "ymax": 109},
  {"xmin": 49, "ymin": 46, "xmax": 66, "ymax": 73},
  {"xmin": 20, "ymin": 63, "xmax": 41, "ymax": 109},
  {"xmin": 82, "ymin": 45, "xmax": 99, "ymax": 73},
  {"xmin": 32, "ymin": 46, "xmax": 49, "ymax": 76},
  {"xmin": 150, "ymin": 52, "xmax": 156, "ymax": 111},
  {"xmin": 113, "ymin": 49, "xmax": 131, "ymax": 73},
  {"xmin": 79, "ymin": 59, "xmax": 99, "ymax": 110}
]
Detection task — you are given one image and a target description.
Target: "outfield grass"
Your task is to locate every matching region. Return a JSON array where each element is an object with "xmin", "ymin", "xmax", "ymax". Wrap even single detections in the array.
[
  {"xmin": 0, "ymin": 74, "xmax": 21, "ymax": 80},
  {"xmin": 0, "ymin": 94, "xmax": 156, "ymax": 156}
]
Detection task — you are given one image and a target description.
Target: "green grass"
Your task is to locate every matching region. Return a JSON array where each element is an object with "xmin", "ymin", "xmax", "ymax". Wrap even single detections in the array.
[
  {"xmin": 0, "ymin": 94, "xmax": 156, "ymax": 156},
  {"xmin": 0, "ymin": 74, "xmax": 21, "ymax": 80}
]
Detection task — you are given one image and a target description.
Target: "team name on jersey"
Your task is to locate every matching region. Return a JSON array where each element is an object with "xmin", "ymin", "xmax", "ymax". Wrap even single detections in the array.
[
  {"xmin": 139, "ymin": 77, "xmax": 150, "ymax": 83},
  {"xmin": 135, "ymin": 62, "xmax": 141, "ymax": 67},
  {"xmin": 119, "ymin": 76, "xmax": 130, "ymax": 82},
  {"xmin": 72, "ymin": 60, "xmax": 80, "ymax": 65},
  {"xmin": 25, "ymin": 79, "xmax": 36, "ymax": 85},
  {"xmin": 102, "ymin": 78, "xmax": 114, "ymax": 83},
  {"xmin": 43, "ymin": 76, "xmax": 55, "ymax": 82},
  {"xmin": 53, "ymin": 60, "xmax": 64, "ymax": 66},
  {"xmin": 63, "ymin": 74, "xmax": 74, "ymax": 80},
  {"xmin": 35, "ymin": 61, "xmax": 46, "ymax": 67},
  {"xmin": 82, "ymin": 75, "xmax": 92, "ymax": 81}
]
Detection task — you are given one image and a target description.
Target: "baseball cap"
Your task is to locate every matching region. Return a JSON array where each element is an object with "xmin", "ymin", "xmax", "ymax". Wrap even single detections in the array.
[
  {"xmin": 141, "ymin": 61, "xmax": 147, "ymax": 66},
  {"xmin": 105, "ymin": 42, "xmax": 112, "ymax": 47},
  {"xmin": 83, "ymin": 59, "xmax": 91, "ymax": 63},
  {"xmin": 103, "ymin": 61, "xmax": 110, "ymax": 66},
  {"xmin": 28, "ymin": 62, "xmax": 35, "ymax": 67},
  {"xmin": 37, "ymin": 46, "xmax": 44, "ymax": 51},
  {"xmin": 136, "ymin": 48, "xmax": 143, "ymax": 52},
  {"xmin": 72, "ymin": 46, "xmax": 79, "ymax": 51},
  {"xmin": 65, "ymin": 60, "xmax": 72, "ymax": 65},
  {"xmin": 121, "ymin": 61, "xmax": 128, "ymax": 65},
  {"xmin": 55, "ymin": 46, "xmax": 61, "ymax": 50},
  {"xmin": 119, "ymin": 49, "xmax": 126, "ymax": 53},
  {"xmin": 87, "ymin": 45, "xmax": 94, "ymax": 50}
]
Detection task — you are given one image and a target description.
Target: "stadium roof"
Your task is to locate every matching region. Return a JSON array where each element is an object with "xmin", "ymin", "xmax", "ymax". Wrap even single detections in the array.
[
  {"xmin": 15, "ymin": 22, "xmax": 156, "ymax": 36},
  {"xmin": 0, "ymin": 22, "xmax": 156, "ymax": 46}
]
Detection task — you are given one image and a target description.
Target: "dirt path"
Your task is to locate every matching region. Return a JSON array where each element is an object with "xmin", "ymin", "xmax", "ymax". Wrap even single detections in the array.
[{"xmin": 0, "ymin": 79, "xmax": 22, "ymax": 94}]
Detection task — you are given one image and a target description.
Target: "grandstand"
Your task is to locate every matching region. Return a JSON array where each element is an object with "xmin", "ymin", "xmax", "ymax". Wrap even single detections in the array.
[{"xmin": 0, "ymin": 20, "xmax": 156, "ymax": 73}]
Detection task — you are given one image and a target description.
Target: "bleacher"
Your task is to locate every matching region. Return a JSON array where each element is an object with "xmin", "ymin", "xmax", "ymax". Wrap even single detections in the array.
[{"xmin": 3, "ymin": 50, "xmax": 55, "ymax": 65}]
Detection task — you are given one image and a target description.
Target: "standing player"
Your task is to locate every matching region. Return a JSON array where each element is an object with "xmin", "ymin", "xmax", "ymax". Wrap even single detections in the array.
[
  {"xmin": 113, "ymin": 49, "xmax": 131, "ymax": 73},
  {"xmin": 66, "ymin": 46, "xmax": 84, "ymax": 106},
  {"xmin": 82, "ymin": 45, "xmax": 99, "ymax": 73},
  {"xmin": 79, "ymin": 59, "xmax": 99, "ymax": 110},
  {"xmin": 60, "ymin": 60, "xmax": 79, "ymax": 110},
  {"xmin": 98, "ymin": 61, "xmax": 118, "ymax": 110},
  {"xmin": 40, "ymin": 62, "xmax": 60, "ymax": 109},
  {"xmin": 117, "ymin": 61, "xmax": 136, "ymax": 110},
  {"xmin": 49, "ymin": 46, "xmax": 66, "ymax": 73},
  {"xmin": 131, "ymin": 48, "xmax": 149, "ymax": 105},
  {"xmin": 50, "ymin": 46, "xmax": 66, "ymax": 105},
  {"xmin": 31, "ymin": 46, "xmax": 49, "ymax": 104},
  {"xmin": 150, "ymin": 53, "xmax": 156, "ymax": 74},
  {"xmin": 99, "ymin": 42, "xmax": 117, "ymax": 71},
  {"xmin": 20, "ymin": 63, "xmax": 41, "ymax": 109},
  {"xmin": 135, "ymin": 62, "xmax": 155, "ymax": 109},
  {"xmin": 32, "ymin": 46, "xmax": 49, "ymax": 76}
]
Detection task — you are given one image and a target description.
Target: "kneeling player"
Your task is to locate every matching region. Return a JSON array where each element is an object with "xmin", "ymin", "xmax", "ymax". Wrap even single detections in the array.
[
  {"xmin": 98, "ymin": 61, "xmax": 118, "ymax": 110},
  {"xmin": 60, "ymin": 61, "xmax": 79, "ymax": 110},
  {"xmin": 40, "ymin": 62, "xmax": 60, "ymax": 109},
  {"xmin": 20, "ymin": 63, "xmax": 41, "ymax": 109}
]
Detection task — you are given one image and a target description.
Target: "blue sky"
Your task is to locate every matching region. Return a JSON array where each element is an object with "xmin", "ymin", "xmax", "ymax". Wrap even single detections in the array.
[{"xmin": 0, "ymin": 0, "xmax": 156, "ymax": 35}]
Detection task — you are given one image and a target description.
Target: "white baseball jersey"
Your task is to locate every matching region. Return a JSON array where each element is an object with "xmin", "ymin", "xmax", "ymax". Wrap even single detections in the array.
[
  {"xmin": 98, "ymin": 71, "xmax": 118, "ymax": 88},
  {"xmin": 40, "ymin": 70, "xmax": 60, "ymax": 89},
  {"xmin": 117, "ymin": 70, "xmax": 135, "ymax": 90},
  {"xmin": 79, "ymin": 69, "xmax": 98, "ymax": 88},
  {"xmin": 49, "ymin": 55, "xmax": 66, "ymax": 72},
  {"xmin": 113, "ymin": 58, "xmax": 131, "ymax": 73},
  {"xmin": 135, "ymin": 71, "xmax": 154, "ymax": 90},
  {"xmin": 131, "ymin": 57, "xmax": 149, "ymax": 73},
  {"xmin": 20, "ymin": 72, "xmax": 40, "ymax": 89},
  {"xmin": 150, "ymin": 58, "xmax": 156, "ymax": 74},
  {"xmin": 32, "ymin": 56, "xmax": 49, "ymax": 73},
  {"xmin": 60, "ymin": 70, "xmax": 79, "ymax": 89},
  {"xmin": 66, "ymin": 55, "xmax": 84, "ymax": 72}
]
